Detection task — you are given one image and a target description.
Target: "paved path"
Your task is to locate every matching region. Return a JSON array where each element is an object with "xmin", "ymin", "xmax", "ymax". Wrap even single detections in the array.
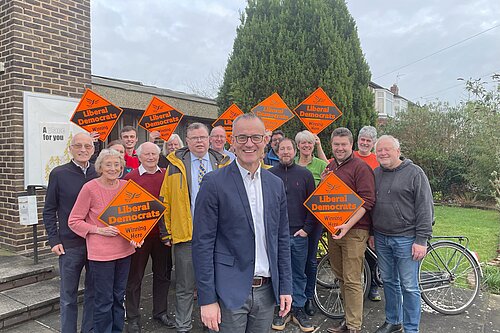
[{"xmin": 3, "ymin": 267, "xmax": 500, "ymax": 333}]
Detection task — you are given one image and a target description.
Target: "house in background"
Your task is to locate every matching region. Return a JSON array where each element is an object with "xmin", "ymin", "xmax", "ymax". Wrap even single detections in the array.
[{"xmin": 370, "ymin": 82, "xmax": 410, "ymax": 122}]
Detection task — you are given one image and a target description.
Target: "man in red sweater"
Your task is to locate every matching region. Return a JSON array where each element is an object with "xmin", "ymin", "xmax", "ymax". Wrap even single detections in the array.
[
  {"xmin": 353, "ymin": 125, "xmax": 381, "ymax": 302},
  {"xmin": 121, "ymin": 125, "xmax": 140, "ymax": 169},
  {"xmin": 353, "ymin": 126, "xmax": 379, "ymax": 171},
  {"xmin": 124, "ymin": 142, "xmax": 174, "ymax": 332},
  {"xmin": 324, "ymin": 128, "xmax": 376, "ymax": 333}
]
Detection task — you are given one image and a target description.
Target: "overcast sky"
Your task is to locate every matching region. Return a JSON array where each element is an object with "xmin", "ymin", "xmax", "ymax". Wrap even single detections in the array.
[{"xmin": 91, "ymin": 0, "xmax": 500, "ymax": 106}]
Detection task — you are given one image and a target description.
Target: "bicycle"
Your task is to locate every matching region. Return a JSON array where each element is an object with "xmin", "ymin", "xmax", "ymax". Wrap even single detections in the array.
[{"xmin": 314, "ymin": 233, "xmax": 482, "ymax": 318}]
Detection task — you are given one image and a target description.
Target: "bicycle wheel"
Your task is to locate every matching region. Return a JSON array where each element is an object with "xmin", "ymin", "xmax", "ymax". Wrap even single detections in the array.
[
  {"xmin": 419, "ymin": 241, "xmax": 481, "ymax": 315},
  {"xmin": 314, "ymin": 255, "xmax": 370, "ymax": 318}
]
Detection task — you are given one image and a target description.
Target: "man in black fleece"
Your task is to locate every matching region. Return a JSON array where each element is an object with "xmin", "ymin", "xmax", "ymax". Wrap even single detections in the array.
[
  {"xmin": 370, "ymin": 135, "xmax": 433, "ymax": 333},
  {"xmin": 270, "ymin": 138, "xmax": 316, "ymax": 332},
  {"xmin": 43, "ymin": 132, "xmax": 98, "ymax": 333}
]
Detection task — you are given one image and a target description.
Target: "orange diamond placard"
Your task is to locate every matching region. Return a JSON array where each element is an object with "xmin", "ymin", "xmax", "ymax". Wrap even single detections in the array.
[
  {"xmin": 293, "ymin": 87, "xmax": 342, "ymax": 134},
  {"xmin": 139, "ymin": 97, "xmax": 184, "ymax": 142},
  {"xmin": 70, "ymin": 89, "xmax": 123, "ymax": 141},
  {"xmin": 304, "ymin": 172, "xmax": 364, "ymax": 235},
  {"xmin": 212, "ymin": 103, "xmax": 244, "ymax": 144},
  {"xmin": 251, "ymin": 93, "xmax": 294, "ymax": 132},
  {"xmin": 98, "ymin": 180, "xmax": 167, "ymax": 243}
]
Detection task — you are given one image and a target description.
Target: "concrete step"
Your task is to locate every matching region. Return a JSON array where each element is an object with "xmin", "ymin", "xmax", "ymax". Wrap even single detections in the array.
[
  {"xmin": 0, "ymin": 255, "xmax": 56, "ymax": 292},
  {"xmin": 0, "ymin": 276, "xmax": 84, "ymax": 330}
]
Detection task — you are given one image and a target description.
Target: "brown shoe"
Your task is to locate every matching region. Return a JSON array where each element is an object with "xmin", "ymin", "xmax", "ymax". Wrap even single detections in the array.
[{"xmin": 327, "ymin": 320, "xmax": 347, "ymax": 333}]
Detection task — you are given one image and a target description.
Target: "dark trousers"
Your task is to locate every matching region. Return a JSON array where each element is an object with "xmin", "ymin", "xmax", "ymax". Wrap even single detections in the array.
[
  {"xmin": 305, "ymin": 223, "xmax": 323, "ymax": 299},
  {"xmin": 59, "ymin": 245, "xmax": 94, "ymax": 333},
  {"xmin": 126, "ymin": 234, "xmax": 172, "ymax": 321},
  {"xmin": 214, "ymin": 282, "xmax": 275, "ymax": 333},
  {"xmin": 90, "ymin": 256, "xmax": 131, "ymax": 333},
  {"xmin": 290, "ymin": 235, "xmax": 309, "ymax": 308}
]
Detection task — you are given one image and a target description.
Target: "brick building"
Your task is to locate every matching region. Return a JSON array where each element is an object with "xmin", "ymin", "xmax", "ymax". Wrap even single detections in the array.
[
  {"xmin": 0, "ymin": 0, "xmax": 219, "ymax": 255},
  {"xmin": 0, "ymin": 0, "xmax": 91, "ymax": 254}
]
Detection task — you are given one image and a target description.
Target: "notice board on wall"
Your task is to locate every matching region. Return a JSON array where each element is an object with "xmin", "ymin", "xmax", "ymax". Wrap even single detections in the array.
[{"xmin": 23, "ymin": 91, "xmax": 85, "ymax": 187}]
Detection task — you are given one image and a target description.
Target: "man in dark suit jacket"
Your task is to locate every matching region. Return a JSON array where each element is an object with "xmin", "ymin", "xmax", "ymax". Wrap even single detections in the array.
[{"xmin": 193, "ymin": 113, "xmax": 292, "ymax": 333}]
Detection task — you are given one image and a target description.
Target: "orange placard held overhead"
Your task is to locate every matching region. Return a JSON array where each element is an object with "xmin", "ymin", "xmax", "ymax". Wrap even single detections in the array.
[
  {"xmin": 70, "ymin": 89, "xmax": 123, "ymax": 141},
  {"xmin": 138, "ymin": 97, "xmax": 184, "ymax": 142},
  {"xmin": 293, "ymin": 87, "xmax": 342, "ymax": 134},
  {"xmin": 98, "ymin": 180, "xmax": 167, "ymax": 244},
  {"xmin": 212, "ymin": 103, "xmax": 244, "ymax": 144},
  {"xmin": 304, "ymin": 172, "xmax": 364, "ymax": 236},
  {"xmin": 251, "ymin": 93, "xmax": 294, "ymax": 132}
]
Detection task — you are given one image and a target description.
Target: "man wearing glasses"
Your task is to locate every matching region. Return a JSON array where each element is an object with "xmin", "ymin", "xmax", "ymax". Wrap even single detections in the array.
[
  {"xmin": 159, "ymin": 123, "xmax": 230, "ymax": 333},
  {"xmin": 209, "ymin": 126, "xmax": 235, "ymax": 162},
  {"xmin": 193, "ymin": 113, "xmax": 292, "ymax": 333},
  {"xmin": 43, "ymin": 132, "xmax": 97, "ymax": 333},
  {"xmin": 264, "ymin": 129, "xmax": 284, "ymax": 167}
]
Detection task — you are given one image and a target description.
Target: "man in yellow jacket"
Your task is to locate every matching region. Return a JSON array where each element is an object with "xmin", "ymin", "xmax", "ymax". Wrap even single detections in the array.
[{"xmin": 159, "ymin": 122, "xmax": 230, "ymax": 333}]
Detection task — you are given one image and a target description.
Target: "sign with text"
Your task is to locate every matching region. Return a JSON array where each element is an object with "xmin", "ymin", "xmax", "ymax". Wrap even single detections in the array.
[
  {"xmin": 98, "ymin": 180, "xmax": 167, "ymax": 243},
  {"xmin": 212, "ymin": 103, "xmax": 244, "ymax": 144},
  {"xmin": 293, "ymin": 87, "xmax": 342, "ymax": 134},
  {"xmin": 138, "ymin": 97, "xmax": 184, "ymax": 142},
  {"xmin": 251, "ymin": 93, "xmax": 294, "ymax": 132},
  {"xmin": 304, "ymin": 172, "xmax": 364, "ymax": 235},
  {"xmin": 70, "ymin": 89, "xmax": 123, "ymax": 141}
]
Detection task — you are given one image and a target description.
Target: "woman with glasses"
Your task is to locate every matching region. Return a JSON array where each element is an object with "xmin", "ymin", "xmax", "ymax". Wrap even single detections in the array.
[{"xmin": 149, "ymin": 131, "xmax": 184, "ymax": 168}]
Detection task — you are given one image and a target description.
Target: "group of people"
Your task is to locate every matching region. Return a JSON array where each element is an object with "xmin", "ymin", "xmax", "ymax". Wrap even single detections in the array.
[{"xmin": 43, "ymin": 113, "xmax": 433, "ymax": 333}]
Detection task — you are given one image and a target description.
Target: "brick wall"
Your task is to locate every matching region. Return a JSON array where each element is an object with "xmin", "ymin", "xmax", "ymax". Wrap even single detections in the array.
[{"xmin": 0, "ymin": 0, "xmax": 91, "ymax": 254}]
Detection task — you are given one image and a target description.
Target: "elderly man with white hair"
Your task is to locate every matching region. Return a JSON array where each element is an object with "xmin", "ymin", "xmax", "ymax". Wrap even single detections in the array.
[
  {"xmin": 354, "ymin": 125, "xmax": 379, "ymax": 170},
  {"xmin": 370, "ymin": 135, "xmax": 433, "ymax": 333},
  {"xmin": 124, "ymin": 142, "xmax": 174, "ymax": 332}
]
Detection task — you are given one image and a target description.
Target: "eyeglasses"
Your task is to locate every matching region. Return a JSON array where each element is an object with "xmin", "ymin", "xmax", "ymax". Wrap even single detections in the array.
[
  {"xmin": 187, "ymin": 136, "xmax": 209, "ymax": 142},
  {"xmin": 71, "ymin": 143, "xmax": 94, "ymax": 150},
  {"xmin": 234, "ymin": 134, "xmax": 265, "ymax": 144},
  {"xmin": 210, "ymin": 135, "xmax": 225, "ymax": 140}
]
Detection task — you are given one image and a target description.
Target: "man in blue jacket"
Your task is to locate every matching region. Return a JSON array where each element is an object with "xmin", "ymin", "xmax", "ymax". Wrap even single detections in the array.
[
  {"xmin": 264, "ymin": 129, "xmax": 284, "ymax": 167},
  {"xmin": 193, "ymin": 113, "xmax": 292, "ymax": 333},
  {"xmin": 43, "ymin": 132, "xmax": 97, "ymax": 333}
]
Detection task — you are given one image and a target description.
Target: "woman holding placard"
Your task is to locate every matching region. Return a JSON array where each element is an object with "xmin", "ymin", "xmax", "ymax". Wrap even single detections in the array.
[{"xmin": 69, "ymin": 148, "xmax": 141, "ymax": 333}]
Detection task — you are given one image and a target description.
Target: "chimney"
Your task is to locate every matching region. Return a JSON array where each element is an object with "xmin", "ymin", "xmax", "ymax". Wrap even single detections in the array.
[{"xmin": 390, "ymin": 84, "xmax": 399, "ymax": 95}]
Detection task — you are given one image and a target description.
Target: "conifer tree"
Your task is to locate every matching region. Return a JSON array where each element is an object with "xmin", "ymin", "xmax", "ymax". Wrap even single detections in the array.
[{"xmin": 217, "ymin": 0, "xmax": 376, "ymax": 153}]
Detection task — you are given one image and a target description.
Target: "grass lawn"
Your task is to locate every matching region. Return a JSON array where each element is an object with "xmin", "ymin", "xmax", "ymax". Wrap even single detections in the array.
[
  {"xmin": 433, "ymin": 205, "xmax": 500, "ymax": 262},
  {"xmin": 433, "ymin": 205, "xmax": 500, "ymax": 293}
]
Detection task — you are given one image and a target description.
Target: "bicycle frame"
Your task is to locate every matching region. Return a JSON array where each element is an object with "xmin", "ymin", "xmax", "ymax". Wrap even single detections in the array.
[
  {"xmin": 315, "ymin": 232, "xmax": 482, "ymax": 316},
  {"xmin": 426, "ymin": 236, "xmax": 483, "ymax": 279}
]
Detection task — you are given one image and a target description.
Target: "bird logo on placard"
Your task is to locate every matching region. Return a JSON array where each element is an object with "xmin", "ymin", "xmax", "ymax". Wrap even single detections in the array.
[
  {"xmin": 313, "ymin": 95, "xmax": 325, "ymax": 104},
  {"xmin": 325, "ymin": 182, "xmax": 340, "ymax": 193},
  {"xmin": 269, "ymin": 98, "xmax": 280, "ymax": 106},
  {"xmin": 124, "ymin": 191, "xmax": 141, "ymax": 203},
  {"xmin": 85, "ymin": 98, "xmax": 100, "ymax": 107},
  {"xmin": 152, "ymin": 104, "xmax": 163, "ymax": 112}
]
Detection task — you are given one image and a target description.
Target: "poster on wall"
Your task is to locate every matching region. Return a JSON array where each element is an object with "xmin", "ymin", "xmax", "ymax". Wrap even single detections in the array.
[
  {"xmin": 24, "ymin": 92, "xmax": 85, "ymax": 187},
  {"xmin": 40, "ymin": 122, "xmax": 72, "ymax": 184}
]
